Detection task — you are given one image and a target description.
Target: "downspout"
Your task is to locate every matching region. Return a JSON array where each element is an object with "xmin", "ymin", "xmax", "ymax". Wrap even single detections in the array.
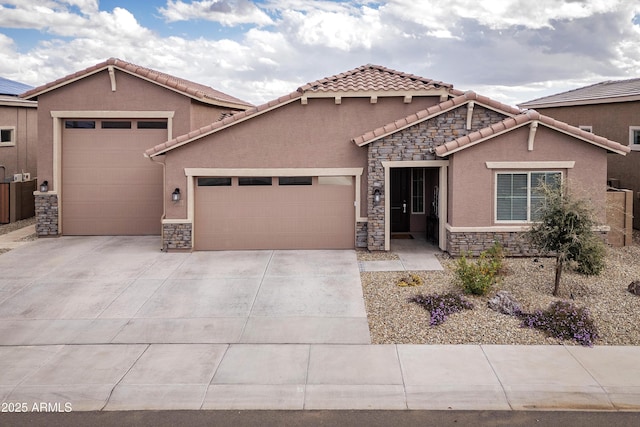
[{"xmin": 146, "ymin": 153, "xmax": 167, "ymax": 251}]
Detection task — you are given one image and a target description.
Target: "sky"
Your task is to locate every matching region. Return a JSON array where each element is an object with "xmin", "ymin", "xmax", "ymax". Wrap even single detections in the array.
[{"xmin": 0, "ymin": 0, "xmax": 639, "ymax": 107}]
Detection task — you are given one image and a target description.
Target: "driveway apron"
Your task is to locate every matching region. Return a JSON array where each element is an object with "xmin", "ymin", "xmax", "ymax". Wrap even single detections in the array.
[{"xmin": 0, "ymin": 236, "xmax": 370, "ymax": 345}]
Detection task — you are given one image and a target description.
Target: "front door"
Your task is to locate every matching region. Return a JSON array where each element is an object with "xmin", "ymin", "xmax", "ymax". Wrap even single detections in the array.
[{"xmin": 390, "ymin": 168, "xmax": 410, "ymax": 232}]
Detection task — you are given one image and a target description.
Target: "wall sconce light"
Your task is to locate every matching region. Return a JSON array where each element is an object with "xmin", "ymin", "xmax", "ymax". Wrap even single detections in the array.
[
  {"xmin": 40, "ymin": 180, "xmax": 49, "ymax": 193},
  {"xmin": 171, "ymin": 188, "xmax": 181, "ymax": 202},
  {"xmin": 374, "ymin": 188, "xmax": 381, "ymax": 204}
]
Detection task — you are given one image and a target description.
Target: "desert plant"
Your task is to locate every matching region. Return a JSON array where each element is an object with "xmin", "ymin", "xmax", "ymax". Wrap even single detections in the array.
[
  {"xmin": 397, "ymin": 274, "xmax": 424, "ymax": 287},
  {"xmin": 409, "ymin": 292, "xmax": 474, "ymax": 326},
  {"xmin": 454, "ymin": 243, "xmax": 504, "ymax": 296},
  {"xmin": 520, "ymin": 300, "xmax": 598, "ymax": 347},
  {"xmin": 526, "ymin": 181, "xmax": 606, "ymax": 296}
]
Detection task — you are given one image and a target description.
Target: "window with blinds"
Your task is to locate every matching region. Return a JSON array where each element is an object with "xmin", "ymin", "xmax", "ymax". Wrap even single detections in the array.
[{"xmin": 496, "ymin": 172, "xmax": 561, "ymax": 222}]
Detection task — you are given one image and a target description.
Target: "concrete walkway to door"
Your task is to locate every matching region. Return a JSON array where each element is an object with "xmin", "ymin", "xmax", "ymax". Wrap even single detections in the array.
[{"xmin": 359, "ymin": 233, "xmax": 443, "ymax": 272}]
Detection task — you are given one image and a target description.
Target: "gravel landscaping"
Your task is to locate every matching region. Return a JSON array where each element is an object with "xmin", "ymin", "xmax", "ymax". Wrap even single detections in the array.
[{"xmin": 361, "ymin": 232, "xmax": 640, "ymax": 346}]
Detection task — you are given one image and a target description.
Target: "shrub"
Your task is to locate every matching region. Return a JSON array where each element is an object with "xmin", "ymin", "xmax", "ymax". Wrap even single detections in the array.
[
  {"xmin": 397, "ymin": 274, "xmax": 424, "ymax": 287},
  {"xmin": 409, "ymin": 292, "xmax": 474, "ymax": 326},
  {"xmin": 455, "ymin": 243, "xmax": 504, "ymax": 296},
  {"xmin": 573, "ymin": 235, "xmax": 606, "ymax": 276},
  {"xmin": 520, "ymin": 300, "xmax": 598, "ymax": 347}
]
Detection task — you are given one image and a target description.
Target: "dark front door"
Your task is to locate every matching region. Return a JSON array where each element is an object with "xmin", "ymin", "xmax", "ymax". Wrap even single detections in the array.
[{"xmin": 390, "ymin": 168, "xmax": 410, "ymax": 232}]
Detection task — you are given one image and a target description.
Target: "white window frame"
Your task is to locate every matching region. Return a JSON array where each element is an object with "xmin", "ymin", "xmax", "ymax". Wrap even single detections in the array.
[
  {"xmin": 495, "ymin": 171, "xmax": 563, "ymax": 224},
  {"xmin": 0, "ymin": 126, "xmax": 16, "ymax": 147},
  {"xmin": 629, "ymin": 126, "xmax": 640, "ymax": 151}
]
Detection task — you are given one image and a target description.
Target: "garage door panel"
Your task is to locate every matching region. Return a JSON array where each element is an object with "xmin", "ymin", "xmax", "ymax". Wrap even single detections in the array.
[
  {"xmin": 62, "ymin": 122, "xmax": 164, "ymax": 235},
  {"xmin": 195, "ymin": 178, "xmax": 355, "ymax": 250}
]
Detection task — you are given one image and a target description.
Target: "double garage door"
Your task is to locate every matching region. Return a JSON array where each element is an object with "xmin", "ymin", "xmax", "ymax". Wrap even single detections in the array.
[
  {"xmin": 195, "ymin": 175, "xmax": 355, "ymax": 250},
  {"xmin": 62, "ymin": 119, "xmax": 165, "ymax": 235}
]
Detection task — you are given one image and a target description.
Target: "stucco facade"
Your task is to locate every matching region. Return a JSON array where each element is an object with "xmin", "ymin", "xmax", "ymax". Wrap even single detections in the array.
[
  {"xmin": 521, "ymin": 101, "xmax": 640, "ymax": 229},
  {"xmin": 0, "ymin": 97, "xmax": 37, "ymax": 180}
]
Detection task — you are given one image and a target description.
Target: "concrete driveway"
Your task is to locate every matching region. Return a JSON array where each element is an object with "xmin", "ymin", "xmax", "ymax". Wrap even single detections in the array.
[{"xmin": 0, "ymin": 236, "xmax": 370, "ymax": 345}]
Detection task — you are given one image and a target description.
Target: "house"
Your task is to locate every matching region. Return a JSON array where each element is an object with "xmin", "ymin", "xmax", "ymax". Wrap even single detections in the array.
[
  {"xmin": 0, "ymin": 77, "xmax": 37, "ymax": 181},
  {"xmin": 144, "ymin": 65, "xmax": 629, "ymax": 254},
  {"xmin": 20, "ymin": 58, "xmax": 252, "ymax": 236},
  {"xmin": 24, "ymin": 61, "xmax": 629, "ymax": 254},
  {"xmin": 520, "ymin": 79, "xmax": 640, "ymax": 229}
]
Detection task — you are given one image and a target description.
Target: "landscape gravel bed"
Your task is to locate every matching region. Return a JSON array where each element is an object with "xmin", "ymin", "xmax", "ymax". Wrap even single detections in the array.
[
  {"xmin": 0, "ymin": 217, "xmax": 35, "ymax": 236},
  {"xmin": 361, "ymin": 237, "xmax": 640, "ymax": 346}
]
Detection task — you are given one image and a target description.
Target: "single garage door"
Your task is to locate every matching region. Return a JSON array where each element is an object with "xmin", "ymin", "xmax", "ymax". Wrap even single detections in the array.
[
  {"xmin": 195, "ymin": 175, "xmax": 355, "ymax": 250},
  {"xmin": 62, "ymin": 119, "xmax": 164, "ymax": 235}
]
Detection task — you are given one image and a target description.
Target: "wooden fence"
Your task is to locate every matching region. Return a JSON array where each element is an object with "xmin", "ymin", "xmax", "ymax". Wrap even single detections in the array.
[{"xmin": 0, "ymin": 179, "xmax": 36, "ymax": 224}]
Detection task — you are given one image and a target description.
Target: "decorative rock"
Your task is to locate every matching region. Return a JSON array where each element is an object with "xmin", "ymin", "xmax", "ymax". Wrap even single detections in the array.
[
  {"xmin": 628, "ymin": 281, "xmax": 640, "ymax": 296},
  {"xmin": 487, "ymin": 290, "xmax": 523, "ymax": 316}
]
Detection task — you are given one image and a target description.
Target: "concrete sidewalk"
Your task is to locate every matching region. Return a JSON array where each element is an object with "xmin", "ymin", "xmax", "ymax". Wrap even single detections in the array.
[{"xmin": 1, "ymin": 343, "xmax": 639, "ymax": 411}]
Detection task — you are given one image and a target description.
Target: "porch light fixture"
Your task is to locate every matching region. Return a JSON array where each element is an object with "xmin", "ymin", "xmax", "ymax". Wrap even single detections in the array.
[
  {"xmin": 374, "ymin": 188, "xmax": 381, "ymax": 204},
  {"xmin": 171, "ymin": 188, "xmax": 181, "ymax": 202},
  {"xmin": 40, "ymin": 180, "xmax": 48, "ymax": 193}
]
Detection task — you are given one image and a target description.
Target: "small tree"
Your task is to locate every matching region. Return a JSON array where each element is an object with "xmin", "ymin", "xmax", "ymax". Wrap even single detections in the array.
[{"xmin": 526, "ymin": 181, "xmax": 605, "ymax": 296}]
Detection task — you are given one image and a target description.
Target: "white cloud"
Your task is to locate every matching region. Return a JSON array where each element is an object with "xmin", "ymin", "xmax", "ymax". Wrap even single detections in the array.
[
  {"xmin": 0, "ymin": 0, "xmax": 639, "ymax": 107},
  {"xmin": 159, "ymin": 0, "xmax": 274, "ymax": 26}
]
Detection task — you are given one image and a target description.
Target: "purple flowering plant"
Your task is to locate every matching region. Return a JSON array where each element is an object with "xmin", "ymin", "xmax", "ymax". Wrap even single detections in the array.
[
  {"xmin": 409, "ymin": 292, "xmax": 474, "ymax": 326},
  {"xmin": 520, "ymin": 300, "xmax": 598, "ymax": 347}
]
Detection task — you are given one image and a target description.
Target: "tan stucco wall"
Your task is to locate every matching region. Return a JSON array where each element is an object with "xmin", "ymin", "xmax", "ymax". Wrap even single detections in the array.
[
  {"xmin": 448, "ymin": 125, "xmax": 608, "ymax": 227},
  {"xmin": 164, "ymin": 96, "xmax": 442, "ymax": 219},
  {"xmin": 0, "ymin": 104, "xmax": 37, "ymax": 179},
  {"xmin": 533, "ymin": 101, "xmax": 639, "ymax": 227},
  {"xmin": 35, "ymin": 68, "xmax": 214, "ymax": 189},
  {"xmin": 190, "ymin": 100, "xmax": 234, "ymax": 130}
]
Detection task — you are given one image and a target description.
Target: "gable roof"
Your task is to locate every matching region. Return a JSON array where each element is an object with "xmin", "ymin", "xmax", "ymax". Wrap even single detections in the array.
[
  {"xmin": 435, "ymin": 109, "xmax": 630, "ymax": 157},
  {"xmin": 146, "ymin": 64, "xmax": 455, "ymax": 157},
  {"xmin": 299, "ymin": 64, "xmax": 452, "ymax": 95},
  {"xmin": 352, "ymin": 90, "xmax": 521, "ymax": 146},
  {"xmin": 0, "ymin": 77, "xmax": 32, "ymax": 96},
  {"xmin": 20, "ymin": 58, "xmax": 253, "ymax": 110},
  {"xmin": 519, "ymin": 78, "xmax": 640, "ymax": 108}
]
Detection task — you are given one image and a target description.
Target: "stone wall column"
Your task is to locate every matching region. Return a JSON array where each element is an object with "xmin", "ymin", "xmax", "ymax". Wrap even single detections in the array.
[
  {"xmin": 35, "ymin": 193, "xmax": 59, "ymax": 236},
  {"xmin": 162, "ymin": 222, "xmax": 192, "ymax": 251}
]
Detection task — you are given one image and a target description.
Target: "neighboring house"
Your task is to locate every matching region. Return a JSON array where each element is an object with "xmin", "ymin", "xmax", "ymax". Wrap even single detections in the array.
[
  {"xmin": 520, "ymin": 79, "xmax": 640, "ymax": 229},
  {"xmin": 0, "ymin": 77, "xmax": 37, "ymax": 182},
  {"xmin": 24, "ymin": 61, "xmax": 629, "ymax": 254},
  {"xmin": 20, "ymin": 58, "xmax": 252, "ymax": 236}
]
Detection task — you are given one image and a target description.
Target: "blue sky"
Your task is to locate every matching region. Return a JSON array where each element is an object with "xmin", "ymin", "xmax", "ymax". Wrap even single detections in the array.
[{"xmin": 1, "ymin": 1, "xmax": 639, "ymax": 106}]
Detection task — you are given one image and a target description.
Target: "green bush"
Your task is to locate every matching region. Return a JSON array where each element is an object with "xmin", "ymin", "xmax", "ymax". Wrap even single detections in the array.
[
  {"xmin": 454, "ymin": 243, "xmax": 504, "ymax": 296},
  {"xmin": 573, "ymin": 235, "xmax": 606, "ymax": 276}
]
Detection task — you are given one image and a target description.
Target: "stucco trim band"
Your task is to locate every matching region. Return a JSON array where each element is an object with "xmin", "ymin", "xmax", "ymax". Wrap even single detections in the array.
[{"xmin": 485, "ymin": 161, "xmax": 575, "ymax": 169}]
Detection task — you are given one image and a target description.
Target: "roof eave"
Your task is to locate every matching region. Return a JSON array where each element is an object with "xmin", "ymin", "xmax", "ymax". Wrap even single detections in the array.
[{"xmin": 520, "ymin": 94, "xmax": 640, "ymax": 109}]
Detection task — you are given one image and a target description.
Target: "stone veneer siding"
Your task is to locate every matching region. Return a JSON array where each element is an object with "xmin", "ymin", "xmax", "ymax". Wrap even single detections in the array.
[
  {"xmin": 366, "ymin": 105, "xmax": 507, "ymax": 251},
  {"xmin": 35, "ymin": 194, "xmax": 58, "ymax": 236},
  {"xmin": 446, "ymin": 230, "xmax": 610, "ymax": 257},
  {"xmin": 162, "ymin": 222, "xmax": 192, "ymax": 250},
  {"xmin": 356, "ymin": 221, "xmax": 368, "ymax": 248}
]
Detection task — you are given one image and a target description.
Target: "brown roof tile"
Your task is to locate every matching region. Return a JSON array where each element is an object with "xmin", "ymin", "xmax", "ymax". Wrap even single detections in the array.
[
  {"xmin": 298, "ymin": 64, "xmax": 453, "ymax": 93},
  {"xmin": 21, "ymin": 58, "xmax": 253, "ymax": 109},
  {"xmin": 352, "ymin": 91, "xmax": 521, "ymax": 146},
  {"xmin": 435, "ymin": 109, "xmax": 630, "ymax": 156},
  {"xmin": 519, "ymin": 78, "xmax": 640, "ymax": 108}
]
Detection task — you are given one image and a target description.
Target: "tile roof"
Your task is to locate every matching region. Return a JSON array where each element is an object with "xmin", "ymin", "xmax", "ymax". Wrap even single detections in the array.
[
  {"xmin": 20, "ymin": 58, "xmax": 253, "ymax": 109},
  {"xmin": 0, "ymin": 77, "xmax": 32, "ymax": 96},
  {"xmin": 435, "ymin": 109, "xmax": 630, "ymax": 156},
  {"xmin": 519, "ymin": 78, "xmax": 640, "ymax": 108},
  {"xmin": 147, "ymin": 65, "xmax": 455, "ymax": 157},
  {"xmin": 298, "ymin": 64, "xmax": 452, "ymax": 93},
  {"xmin": 352, "ymin": 91, "xmax": 521, "ymax": 146}
]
